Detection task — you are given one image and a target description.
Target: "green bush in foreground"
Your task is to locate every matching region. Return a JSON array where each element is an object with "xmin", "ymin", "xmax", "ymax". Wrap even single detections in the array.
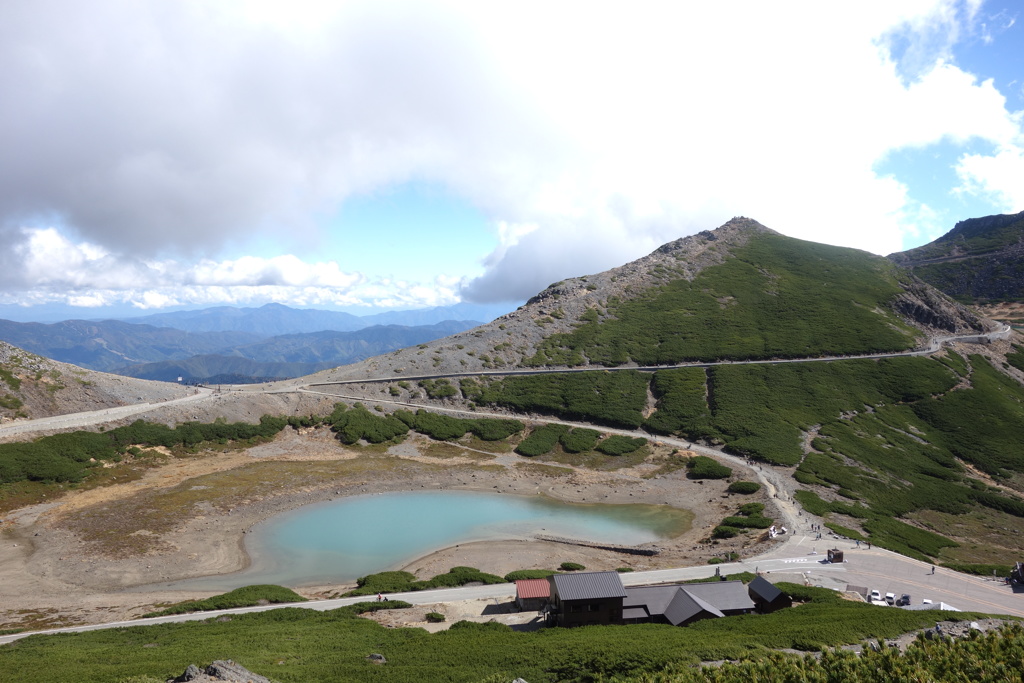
[
  {"xmin": 346, "ymin": 567, "xmax": 505, "ymax": 597},
  {"xmin": 720, "ymin": 516, "xmax": 772, "ymax": 529},
  {"xmin": 595, "ymin": 435, "xmax": 647, "ymax": 456},
  {"xmin": 727, "ymin": 481, "xmax": 760, "ymax": 494},
  {"xmin": 395, "ymin": 409, "xmax": 470, "ymax": 441},
  {"xmin": 328, "ymin": 403, "xmax": 408, "ymax": 444},
  {"xmin": 504, "ymin": 569, "xmax": 556, "ymax": 581},
  {"xmin": 469, "ymin": 417, "xmax": 524, "ymax": 441},
  {"xmin": 143, "ymin": 585, "xmax": 306, "ymax": 617},
  {"xmin": 686, "ymin": 455, "xmax": 732, "ymax": 479},
  {"xmin": 559, "ymin": 427, "xmax": 601, "ymax": 453},
  {"xmin": 0, "ymin": 415, "xmax": 291, "ymax": 485},
  {"xmin": 737, "ymin": 502, "xmax": 765, "ymax": 515},
  {"xmin": 515, "ymin": 423, "xmax": 570, "ymax": 456},
  {"xmin": 631, "ymin": 624, "xmax": 1024, "ymax": 682},
  {"xmin": 824, "ymin": 522, "xmax": 867, "ymax": 541},
  {"xmin": 0, "ymin": 583, "xmax": 981, "ymax": 683}
]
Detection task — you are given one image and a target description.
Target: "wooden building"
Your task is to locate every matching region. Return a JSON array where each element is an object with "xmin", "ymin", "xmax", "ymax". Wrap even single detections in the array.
[{"xmin": 548, "ymin": 571, "xmax": 626, "ymax": 627}]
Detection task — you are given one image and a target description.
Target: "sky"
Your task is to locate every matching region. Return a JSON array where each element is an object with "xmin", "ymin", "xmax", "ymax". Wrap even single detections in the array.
[{"xmin": 1, "ymin": 0, "xmax": 1022, "ymax": 322}]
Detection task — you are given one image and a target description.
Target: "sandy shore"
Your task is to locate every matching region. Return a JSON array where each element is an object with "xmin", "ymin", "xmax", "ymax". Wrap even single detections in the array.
[{"xmin": 0, "ymin": 427, "xmax": 780, "ymax": 630}]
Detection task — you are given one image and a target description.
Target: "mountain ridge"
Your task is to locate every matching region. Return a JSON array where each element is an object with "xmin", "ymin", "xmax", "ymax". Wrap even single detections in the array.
[
  {"xmin": 114, "ymin": 320, "xmax": 478, "ymax": 382},
  {"xmin": 117, "ymin": 301, "xmax": 511, "ymax": 334},
  {"xmin": 311, "ymin": 217, "xmax": 986, "ymax": 383},
  {"xmin": 889, "ymin": 210, "xmax": 1024, "ymax": 302},
  {"xmin": 0, "ymin": 317, "xmax": 480, "ymax": 378}
]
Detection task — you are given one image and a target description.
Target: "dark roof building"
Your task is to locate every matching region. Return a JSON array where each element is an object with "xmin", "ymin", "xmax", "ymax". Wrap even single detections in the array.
[
  {"xmin": 546, "ymin": 572, "xmax": 781, "ymax": 628},
  {"xmin": 551, "ymin": 572, "xmax": 627, "ymax": 601},
  {"xmin": 624, "ymin": 581, "xmax": 755, "ymax": 626},
  {"xmin": 663, "ymin": 589, "xmax": 727, "ymax": 626},
  {"xmin": 748, "ymin": 575, "xmax": 792, "ymax": 613},
  {"xmin": 548, "ymin": 571, "xmax": 627, "ymax": 627}
]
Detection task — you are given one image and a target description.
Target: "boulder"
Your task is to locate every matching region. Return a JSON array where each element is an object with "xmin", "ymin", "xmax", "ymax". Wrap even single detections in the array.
[{"xmin": 171, "ymin": 660, "xmax": 271, "ymax": 683}]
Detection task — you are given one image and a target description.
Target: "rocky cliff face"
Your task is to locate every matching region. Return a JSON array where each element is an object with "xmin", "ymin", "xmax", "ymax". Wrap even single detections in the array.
[{"xmin": 892, "ymin": 277, "xmax": 985, "ymax": 333}]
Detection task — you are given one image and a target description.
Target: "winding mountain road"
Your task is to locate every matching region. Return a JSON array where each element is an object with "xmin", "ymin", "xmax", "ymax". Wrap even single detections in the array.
[{"xmin": 0, "ymin": 323, "xmax": 1019, "ymax": 645}]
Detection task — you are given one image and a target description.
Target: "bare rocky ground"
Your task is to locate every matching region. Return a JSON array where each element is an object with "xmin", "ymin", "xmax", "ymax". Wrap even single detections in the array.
[
  {"xmin": 0, "ymin": 420, "xmax": 775, "ymax": 632},
  {"xmin": 0, "ymin": 340, "xmax": 193, "ymax": 426}
]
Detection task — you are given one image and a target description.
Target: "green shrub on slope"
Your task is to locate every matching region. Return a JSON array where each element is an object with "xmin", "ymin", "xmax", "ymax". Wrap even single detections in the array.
[
  {"xmin": 527, "ymin": 233, "xmax": 916, "ymax": 367},
  {"xmin": 143, "ymin": 585, "xmax": 306, "ymax": 617},
  {"xmin": 479, "ymin": 371, "xmax": 648, "ymax": 428},
  {"xmin": 516, "ymin": 424, "xmax": 570, "ymax": 456}
]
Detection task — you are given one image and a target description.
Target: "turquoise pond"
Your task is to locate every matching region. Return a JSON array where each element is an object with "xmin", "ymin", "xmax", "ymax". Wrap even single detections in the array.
[{"xmin": 164, "ymin": 491, "xmax": 691, "ymax": 589}]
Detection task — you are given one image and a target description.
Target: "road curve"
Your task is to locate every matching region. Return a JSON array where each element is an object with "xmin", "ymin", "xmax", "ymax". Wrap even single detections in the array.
[
  {"xmin": 3, "ymin": 531, "xmax": 1022, "ymax": 646},
  {"xmin": 0, "ymin": 324, "xmax": 1017, "ymax": 646}
]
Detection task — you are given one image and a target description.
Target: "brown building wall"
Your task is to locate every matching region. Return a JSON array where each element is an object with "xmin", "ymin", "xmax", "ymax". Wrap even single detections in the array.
[{"xmin": 557, "ymin": 597, "xmax": 623, "ymax": 627}]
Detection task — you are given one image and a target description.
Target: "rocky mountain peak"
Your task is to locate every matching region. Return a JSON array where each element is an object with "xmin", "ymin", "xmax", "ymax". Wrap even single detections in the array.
[{"xmin": 938, "ymin": 210, "xmax": 1024, "ymax": 245}]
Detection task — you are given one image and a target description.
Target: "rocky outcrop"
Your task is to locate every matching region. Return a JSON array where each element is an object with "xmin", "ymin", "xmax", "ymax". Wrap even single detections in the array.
[
  {"xmin": 170, "ymin": 659, "xmax": 272, "ymax": 683},
  {"xmin": 892, "ymin": 277, "xmax": 986, "ymax": 333}
]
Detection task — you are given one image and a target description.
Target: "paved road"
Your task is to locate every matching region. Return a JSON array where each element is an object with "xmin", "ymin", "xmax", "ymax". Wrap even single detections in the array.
[
  {"xmin": 0, "ymin": 323, "xmax": 1017, "ymax": 645},
  {"xmin": 298, "ymin": 324, "xmax": 1013, "ymax": 387},
  {"xmin": 3, "ymin": 527, "xmax": 1021, "ymax": 646},
  {"xmin": 1, "ymin": 325, "xmax": 1009, "ymax": 439},
  {"xmin": 0, "ymin": 387, "xmax": 213, "ymax": 439}
]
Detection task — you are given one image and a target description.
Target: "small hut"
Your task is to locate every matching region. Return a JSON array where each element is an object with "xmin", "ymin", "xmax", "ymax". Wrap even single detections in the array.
[
  {"xmin": 748, "ymin": 576, "xmax": 792, "ymax": 613},
  {"xmin": 515, "ymin": 578, "xmax": 551, "ymax": 611}
]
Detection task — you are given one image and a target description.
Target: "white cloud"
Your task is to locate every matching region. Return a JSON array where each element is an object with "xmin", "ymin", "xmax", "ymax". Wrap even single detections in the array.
[
  {"xmin": 956, "ymin": 141, "xmax": 1024, "ymax": 209},
  {"xmin": 0, "ymin": 227, "xmax": 458, "ymax": 310},
  {"xmin": 1, "ymin": 0, "xmax": 1021, "ymax": 311}
]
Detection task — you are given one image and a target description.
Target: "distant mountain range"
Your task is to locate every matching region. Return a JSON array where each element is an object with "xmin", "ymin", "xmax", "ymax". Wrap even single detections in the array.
[
  {"xmin": 0, "ymin": 303, "xmax": 501, "ymax": 381},
  {"xmin": 114, "ymin": 321, "xmax": 478, "ymax": 382},
  {"xmin": 889, "ymin": 210, "xmax": 1024, "ymax": 303},
  {"xmin": 0, "ymin": 319, "xmax": 262, "ymax": 373},
  {"xmin": 117, "ymin": 301, "xmax": 511, "ymax": 335}
]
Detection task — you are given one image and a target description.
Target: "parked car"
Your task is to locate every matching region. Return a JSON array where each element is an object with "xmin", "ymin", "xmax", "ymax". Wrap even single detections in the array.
[
  {"xmin": 922, "ymin": 599, "xmax": 933, "ymax": 605},
  {"xmin": 869, "ymin": 589, "xmax": 881, "ymax": 602},
  {"xmin": 896, "ymin": 594, "xmax": 911, "ymax": 606},
  {"xmin": 885, "ymin": 592, "xmax": 896, "ymax": 605}
]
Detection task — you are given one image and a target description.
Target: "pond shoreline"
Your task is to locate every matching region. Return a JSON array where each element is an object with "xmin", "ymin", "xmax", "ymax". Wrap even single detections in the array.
[{"xmin": 0, "ymin": 428, "xmax": 777, "ymax": 629}]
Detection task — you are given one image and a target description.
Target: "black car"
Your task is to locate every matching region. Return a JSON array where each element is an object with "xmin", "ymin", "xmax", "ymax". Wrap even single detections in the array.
[{"xmin": 895, "ymin": 593, "xmax": 911, "ymax": 606}]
